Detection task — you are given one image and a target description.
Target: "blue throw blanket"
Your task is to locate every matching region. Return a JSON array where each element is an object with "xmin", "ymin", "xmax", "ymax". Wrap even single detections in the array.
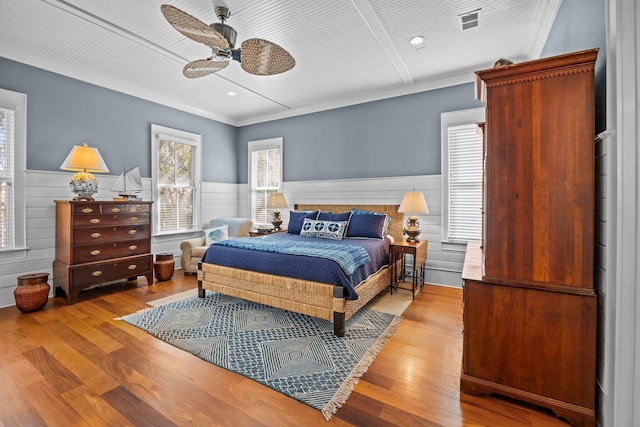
[{"xmin": 214, "ymin": 237, "xmax": 371, "ymax": 275}]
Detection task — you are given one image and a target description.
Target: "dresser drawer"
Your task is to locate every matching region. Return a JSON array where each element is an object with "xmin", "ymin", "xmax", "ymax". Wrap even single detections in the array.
[
  {"xmin": 72, "ymin": 238, "xmax": 151, "ymax": 264},
  {"xmin": 71, "ymin": 202, "xmax": 149, "ymax": 215},
  {"xmin": 73, "ymin": 213, "xmax": 150, "ymax": 227},
  {"xmin": 70, "ymin": 254, "xmax": 153, "ymax": 288},
  {"xmin": 72, "ymin": 203, "xmax": 102, "ymax": 215},
  {"xmin": 73, "ymin": 224, "xmax": 150, "ymax": 244},
  {"xmin": 128, "ymin": 203, "xmax": 150, "ymax": 214}
]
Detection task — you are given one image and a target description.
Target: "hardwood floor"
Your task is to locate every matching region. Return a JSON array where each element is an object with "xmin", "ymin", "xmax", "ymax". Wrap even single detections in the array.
[{"xmin": 0, "ymin": 272, "xmax": 571, "ymax": 426}]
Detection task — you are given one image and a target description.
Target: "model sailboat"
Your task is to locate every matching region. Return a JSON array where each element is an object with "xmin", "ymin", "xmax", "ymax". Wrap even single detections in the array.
[{"xmin": 111, "ymin": 166, "xmax": 142, "ymax": 201}]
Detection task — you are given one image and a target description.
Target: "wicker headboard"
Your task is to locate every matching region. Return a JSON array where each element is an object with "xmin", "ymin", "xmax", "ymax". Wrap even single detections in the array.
[{"xmin": 294, "ymin": 204, "xmax": 404, "ymax": 242}]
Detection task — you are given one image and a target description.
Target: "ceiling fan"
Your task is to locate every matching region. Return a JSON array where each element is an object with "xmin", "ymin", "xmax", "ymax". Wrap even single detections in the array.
[{"xmin": 160, "ymin": 4, "xmax": 295, "ymax": 78}]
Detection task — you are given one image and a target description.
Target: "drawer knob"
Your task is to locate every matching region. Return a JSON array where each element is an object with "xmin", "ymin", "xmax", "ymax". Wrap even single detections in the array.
[
  {"xmin": 90, "ymin": 250, "xmax": 101, "ymax": 256},
  {"xmin": 130, "ymin": 216, "xmax": 138, "ymax": 221},
  {"xmin": 91, "ymin": 232, "xmax": 101, "ymax": 239},
  {"xmin": 136, "ymin": 207, "xmax": 144, "ymax": 212},
  {"xmin": 111, "ymin": 208, "xmax": 121, "ymax": 213},
  {"xmin": 128, "ymin": 245, "xmax": 138, "ymax": 251},
  {"xmin": 82, "ymin": 208, "xmax": 93, "ymax": 214},
  {"xmin": 128, "ymin": 230, "xmax": 137, "ymax": 235},
  {"xmin": 91, "ymin": 271, "xmax": 102, "ymax": 277},
  {"xmin": 128, "ymin": 264, "xmax": 137, "ymax": 270},
  {"xmin": 90, "ymin": 218, "xmax": 100, "ymax": 224}
]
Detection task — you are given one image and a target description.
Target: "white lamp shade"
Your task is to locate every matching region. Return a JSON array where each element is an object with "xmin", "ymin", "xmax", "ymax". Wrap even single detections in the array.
[
  {"xmin": 398, "ymin": 191, "xmax": 429, "ymax": 215},
  {"xmin": 267, "ymin": 192, "xmax": 288, "ymax": 209},
  {"xmin": 60, "ymin": 143, "xmax": 109, "ymax": 173}
]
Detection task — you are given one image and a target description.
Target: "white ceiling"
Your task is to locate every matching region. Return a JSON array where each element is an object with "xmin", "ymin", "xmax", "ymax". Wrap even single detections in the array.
[{"xmin": 0, "ymin": 0, "xmax": 562, "ymax": 126}]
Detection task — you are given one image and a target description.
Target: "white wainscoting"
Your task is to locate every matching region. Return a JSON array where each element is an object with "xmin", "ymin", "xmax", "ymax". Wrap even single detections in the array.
[{"xmin": 0, "ymin": 171, "xmax": 463, "ymax": 309}]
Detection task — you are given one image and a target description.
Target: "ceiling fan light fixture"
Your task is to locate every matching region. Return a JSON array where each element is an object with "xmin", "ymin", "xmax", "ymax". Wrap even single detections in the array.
[{"xmin": 210, "ymin": 45, "xmax": 232, "ymax": 61}]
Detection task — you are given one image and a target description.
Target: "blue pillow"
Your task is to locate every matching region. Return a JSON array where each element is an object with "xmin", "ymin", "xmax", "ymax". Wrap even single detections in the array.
[
  {"xmin": 351, "ymin": 208, "xmax": 391, "ymax": 237},
  {"xmin": 300, "ymin": 219, "xmax": 348, "ymax": 240},
  {"xmin": 287, "ymin": 210, "xmax": 319, "ymax": 234},
  {"xmin": 318, "ymin": 211, "xmax": 352, "ymax": 222},
  {"xmin": 346, "ymin": 213, "xmax": 387, "ymax": 239}
]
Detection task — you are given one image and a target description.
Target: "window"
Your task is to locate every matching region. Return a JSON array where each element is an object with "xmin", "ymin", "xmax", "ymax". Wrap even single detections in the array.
[
  {"xmin": 151, "ymin": 124, "xmax": 201, "ymax": 235},
  {"xmin": 441, "ymin": 108, "xmax": 484, "ymax": 244},
  {"xmin": 248, "ymin": 138, "xmax": 283, "ymax": 226},
  {"xmin": 0, "ymin": 88, "xmax": 26, "ymax": 256}
]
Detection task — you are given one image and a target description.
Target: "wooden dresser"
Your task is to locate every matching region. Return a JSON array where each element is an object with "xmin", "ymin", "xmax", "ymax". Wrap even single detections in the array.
[
  {"xmin": 461, "ymin": 49, "xmax": 598, "ymax": 427},
  {"xmin": 53, "ymin": 200, "xmax": 154, "ymax": 304}
]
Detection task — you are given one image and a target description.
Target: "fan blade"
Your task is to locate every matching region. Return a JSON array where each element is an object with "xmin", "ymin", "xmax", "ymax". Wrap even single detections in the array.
[
  {"xmin": 240, "ymin": 38, "xmax": 295, "ymax": 76},
  {"xmin": 161, "ymin": 4, "xmax": 229, "ymax": 49},
  {"xmin": 183, "ymin": 59, "xmax": 229, "ymax": 79}
]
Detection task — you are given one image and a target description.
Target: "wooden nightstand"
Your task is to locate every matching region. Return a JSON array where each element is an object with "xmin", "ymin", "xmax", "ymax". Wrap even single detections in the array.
[
  {"xmin": 389, "ymin": 239, "xmax": 428, "ymax": 299},
  {"xmin": 249, "ymin": 229, "xmax": 287, "ymax": 237}
]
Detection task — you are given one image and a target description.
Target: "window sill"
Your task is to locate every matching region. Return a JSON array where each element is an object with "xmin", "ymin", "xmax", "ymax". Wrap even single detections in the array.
[
  {"xmin": 441, "ymin": 241, "xmax": 470, "ymax": 253},
  {"xmin": 153, "ymin": 231, "xmax": 202, "ymax": 242}
]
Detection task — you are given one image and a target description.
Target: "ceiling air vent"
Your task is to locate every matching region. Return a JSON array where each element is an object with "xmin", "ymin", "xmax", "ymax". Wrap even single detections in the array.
[{"xmin": 460, "ymin": 9, "xmax": 480, "ymax": 30}]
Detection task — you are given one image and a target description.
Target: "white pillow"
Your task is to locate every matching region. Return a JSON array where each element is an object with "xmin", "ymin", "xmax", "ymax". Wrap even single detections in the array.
[
  {"xmin": 204, "ymin": 225, "xmax": 229, "ymax": 245},
  {"xmin": 300, "ymin": 219, "xmax": 348, "ymax": 240}
]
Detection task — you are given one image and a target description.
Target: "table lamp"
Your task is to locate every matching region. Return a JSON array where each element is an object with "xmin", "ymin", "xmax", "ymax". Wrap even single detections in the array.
[
  {"xmin": 398, "ymin": 190, "xmax": 429, "ymax": 242},
  {"xmin": 60, "ymin": 143, "xmax": 109, "ymax": 201},
  {"xmin": 267, "ymin": 192, "xmax": 288, "ymax": 230}
]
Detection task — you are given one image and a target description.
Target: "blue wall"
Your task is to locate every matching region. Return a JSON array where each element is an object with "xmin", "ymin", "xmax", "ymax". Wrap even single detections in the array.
[
  {"xmin": 236, "ymin": 83, "xmax": 482, "ymax": 183},
  {"xmin": 0, "ymin": 57, "xmax": 238, "ymax": 183}
]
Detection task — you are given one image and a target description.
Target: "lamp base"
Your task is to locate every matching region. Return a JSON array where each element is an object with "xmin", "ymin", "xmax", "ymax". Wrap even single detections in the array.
[
  {"xmin": 404, "ymin": 217, "xmax": 421, "ymax": 242},
  {"xmin": 404, "ymin": 229, "xmax": 421, "ymax": 242},
  {"xmin": 69, "ymin": 171, "xmax": 98, "ymax": 200},
  {"xmin": 271, "ymin": 210, "xmax": 283, "ymax": 231}
]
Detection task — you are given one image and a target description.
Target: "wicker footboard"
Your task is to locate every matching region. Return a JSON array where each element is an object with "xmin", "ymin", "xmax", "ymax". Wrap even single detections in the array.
[{"xmin": 197, "ymin": 262, "xmax": 391, "ymax": 336}]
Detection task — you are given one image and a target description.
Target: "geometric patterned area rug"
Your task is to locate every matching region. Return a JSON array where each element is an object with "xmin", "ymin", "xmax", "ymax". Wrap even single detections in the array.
[{"xmin": 121, "ymin": 291, "xmax": 401, "ymax": 420}]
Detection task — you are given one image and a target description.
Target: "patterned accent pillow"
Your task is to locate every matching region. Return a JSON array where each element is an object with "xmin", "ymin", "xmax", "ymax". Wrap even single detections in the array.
[
  {"xmin": 300, "ymin": 219, "xmax": 348, "ymax": 240},
  {"xmin": 205, "ymin": 224, "xmax": 229, "ymax": 245},
  {"xmin": 287, "ymin": 210, "xmax": 319, "ymax": 234}
]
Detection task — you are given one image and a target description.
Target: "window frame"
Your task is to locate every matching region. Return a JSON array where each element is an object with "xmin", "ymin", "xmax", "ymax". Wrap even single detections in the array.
[
  {"xmin": 151, "ymin": 124, "xmax": 201, "ymax": 236},
  {"xmin": 441, "ymin": 107, "xmax": 485, "ymax": 248},
  {"xmin": 0, "ymin": 88, "xmax": 27, "ymax": 261},
  {"xmin": 248, "ymin": 137, "xmax": 283, "ymax": 227}
]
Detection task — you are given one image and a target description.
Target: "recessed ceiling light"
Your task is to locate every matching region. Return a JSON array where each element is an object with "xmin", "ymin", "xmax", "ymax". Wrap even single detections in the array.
[
  {"xmin": 227, "ymin": 91, "xmax": 238, "ymax": 97},
  {"xmin": 409, "ymin": 35, "xmax": 425, "ymax": 46}
]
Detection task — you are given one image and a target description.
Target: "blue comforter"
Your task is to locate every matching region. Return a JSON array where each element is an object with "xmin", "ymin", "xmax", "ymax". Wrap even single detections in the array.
[{"xmin": 201, "ymin": 233, "xmax": 390, "ymax": 300}]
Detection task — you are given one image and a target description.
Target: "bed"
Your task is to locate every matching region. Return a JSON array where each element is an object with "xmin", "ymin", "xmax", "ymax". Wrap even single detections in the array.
[{"xmin": 197, "ymin": 204, "xmax": 404, "ymax": 336}]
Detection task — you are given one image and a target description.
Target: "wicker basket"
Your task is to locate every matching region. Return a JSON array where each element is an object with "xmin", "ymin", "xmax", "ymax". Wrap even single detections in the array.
[{"xmin": 14, "ymin": 273, "xmax": 50, "ymax": 313}]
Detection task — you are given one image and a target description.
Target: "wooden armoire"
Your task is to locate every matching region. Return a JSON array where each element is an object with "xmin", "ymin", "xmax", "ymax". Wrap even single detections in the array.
[{"xmin": 461, "ymin": 49, "xmax": 598, "ymax": 427}]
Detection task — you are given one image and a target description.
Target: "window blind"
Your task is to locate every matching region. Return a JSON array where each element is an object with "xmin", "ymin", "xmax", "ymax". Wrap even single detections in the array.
[
  {"xmin": 251, "ymin": 146, "xmax": 281, "ymax": 225},
  {"xmin": 447, "ymin": 123, "xmax": 483, "ymax": 242},
  {"xmin": 0, "ymin": 106, "xmax": 15, "ymax": 249},
  {"xmin": 157, "ymin": 136, "xmax": 198, "ymax": 233},
  {"xmin": 251, "ymin": 147, "xmax": 282, "ymax": 224}
]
